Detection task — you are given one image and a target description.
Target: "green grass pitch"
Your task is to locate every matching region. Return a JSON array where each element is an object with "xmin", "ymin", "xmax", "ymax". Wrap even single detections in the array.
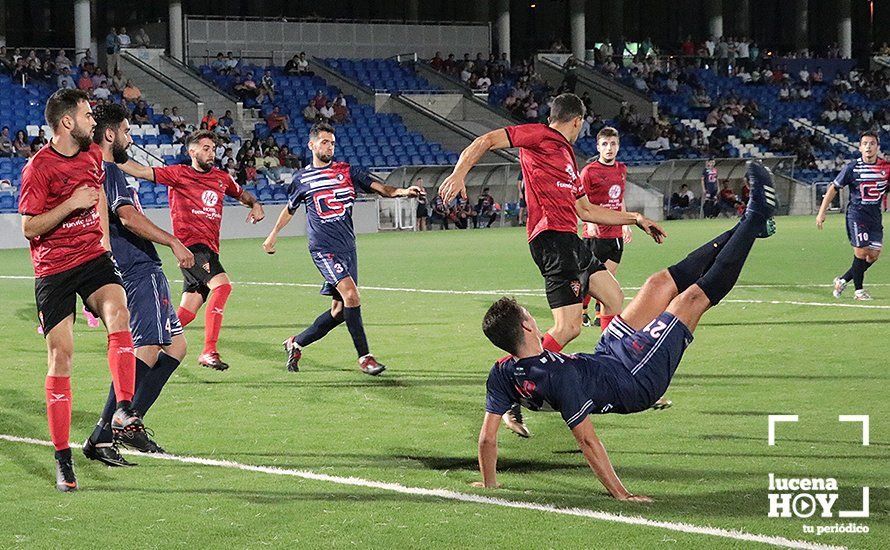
[{"xmin": 0, "ymin": 214, "xmax": 886, "ymax": 549}]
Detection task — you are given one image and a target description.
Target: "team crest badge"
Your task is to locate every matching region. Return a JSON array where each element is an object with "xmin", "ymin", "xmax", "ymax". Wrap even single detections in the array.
[
  {"xmin": 202, "ymin": 262, "xmax": 211, "ymax": 273},
  {"xmin": 570, "ymin": 280, "xmax": 581, "ymax": 296}
]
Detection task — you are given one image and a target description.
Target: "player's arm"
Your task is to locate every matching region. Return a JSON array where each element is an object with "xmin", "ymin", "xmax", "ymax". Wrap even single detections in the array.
[
  {"xmin": 116, "ymin": 204, "xmax": 195, "ymax": 268},
  {"xmin": 369, "ymin": 180, "xmax": 425, "ymax": 199},
  {"xmin": 262, "ymin": 206, "xmax": 293, "ymax": 254},
  {"xmin": 575, "ymin": 195, "xmax": 665, "ymax": 243},
  {"xmin": 700, "ymin": 176, "xmax": 706, "ymax": 197},
  {"xmin": 117, "ymin": 158, "xmax": 156, "ymax": 182},
  {"xmin": 21, "ymin": 185, "xmax": 99, "ymax": 240},
  {"xmin": 97, "ymin": 186, "xmax": 111, "ymax": 251},
  {"xmin": 620, "ymin": 201, "xmax": 632, "ymax": 242},
  {"xmin": 815, "ymin": 184, "xmax": 838, "ymax": 230},
  {"xmin": 570, "ymin": 418, "xmax": 651, "ymax": 502},
  {"xmin": 440, "ymin": 129, "xmax": 512, "ymax": 202},
  {"xmin": 473, "ymin": 412, "xmax": 504, "ymax": 489},
  {"xmin": 236, "ymin": 188, "xmax": 265, "ymax": 224}
]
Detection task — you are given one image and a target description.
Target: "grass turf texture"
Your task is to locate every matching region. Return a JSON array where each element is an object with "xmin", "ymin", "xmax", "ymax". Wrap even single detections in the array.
[{"xmin": 0, "ymin": 214, "xmax": 887, "ymax": 549}]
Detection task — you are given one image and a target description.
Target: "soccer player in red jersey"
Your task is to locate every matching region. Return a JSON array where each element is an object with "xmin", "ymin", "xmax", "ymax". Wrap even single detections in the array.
[
  {"xmin": 579, "ymin": 126, "xmax": 630, "ymax": 330},
  {"xmin": 18, "ymin": 89, "xmax": 148, "ymax": 492},
  {"xmin": 119, "ymin": 130, "xmax": 264, "ymax": 371},
  {"xmin": 440, "ymin": 94, "xmax": 666, "ymax": 436}
]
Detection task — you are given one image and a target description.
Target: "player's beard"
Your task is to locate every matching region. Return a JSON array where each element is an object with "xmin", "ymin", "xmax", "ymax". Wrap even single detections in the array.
[
  {"xmin": 71, "ymin": 125, "xmax": 93, "ymax": 152},
  {"xmin": 316, "ymin": 151, "xmax": 333, "ymax": 164},
  {"xmin": 196, "ymin": 158, "xmax": 214, "ymax": 171},
  {"xmin": 111, "ymin": 138, "xmax": 130, "ymax": 164}
]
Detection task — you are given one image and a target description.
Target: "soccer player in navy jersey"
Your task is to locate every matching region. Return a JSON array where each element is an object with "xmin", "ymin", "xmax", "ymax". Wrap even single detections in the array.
[
  {"xmin": 816, "ymin": 131, "xmax": 890, "ymax": 300},
  {"xmin": 262, "ymin": 122, "xmax": 424, "ymax": 375},
  {"xmin": 475, "ymin": 162, "xmax": 777, "ymax": 500},
  {"xmin": 82, "ymin": 103, "xmax": 195, "ymax": 463},
  {"xmin": 440, "ymin": 93, "xmax": 665, "ymax": 436}
]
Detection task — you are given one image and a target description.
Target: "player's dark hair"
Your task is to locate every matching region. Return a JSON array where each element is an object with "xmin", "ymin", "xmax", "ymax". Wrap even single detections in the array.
[
  {"xmin": 860, "ymin": 130, "xmax": 879, "ymax": 143},
  {"xmin": 310, "ymin": 121, "xmax": 335, "ymax": 139},
  {"xmin": 91, "ymin": 103, "xmax": 129, "ymax": 144},
  {"xmin": 45, "ymin": 88, "xmax": 90, "ymax": 130},
  {"xmin": 186, "ymin": 129, "xmax": 218, "ymax": 148},
  {"xmin": 596, "ymin": 126, "xmax": 619, "ymax": 141},
  {"xmin": 549, "ymin": 93, "xmax": 586, "ymax": 123},
  {"xmin": 482, "ymin": 297, "xmax": 526, "ymax": 356}
]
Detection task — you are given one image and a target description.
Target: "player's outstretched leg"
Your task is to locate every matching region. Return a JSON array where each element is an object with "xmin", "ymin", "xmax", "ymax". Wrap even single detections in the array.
[
  {"xmin": 282, "ymin": 303, "xmax": 344, "ymax": 372},
  {"xmin": 197, "ymin": 276, "xmax": 232, "ymax": 371},
  {"xmin": 84, "ymin": 383, "xmax": 135, "ymax": 466},
  {"xmin": 335, "ymin": 277, "xmax": 385, "ymax": 375}
]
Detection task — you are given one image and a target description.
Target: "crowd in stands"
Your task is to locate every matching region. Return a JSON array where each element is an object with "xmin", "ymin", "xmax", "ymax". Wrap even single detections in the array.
[{"xmin": 418, "ymin": 185, "xmax": 506, "ymax": 230}]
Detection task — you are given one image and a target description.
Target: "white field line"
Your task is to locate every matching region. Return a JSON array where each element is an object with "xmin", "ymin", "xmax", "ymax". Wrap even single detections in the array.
[
  {"xmin": 0, "ymin": 434, "xmax": 844, "ymax": 550},
  {"xmin": 2, "ymin": 275, "xmax": 890, "ymax": 309}
]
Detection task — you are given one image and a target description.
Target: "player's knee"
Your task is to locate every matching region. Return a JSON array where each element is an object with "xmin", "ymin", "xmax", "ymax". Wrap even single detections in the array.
[
  {"xmin": 649, "ymin": 269, "xmax": 675, "ymax": 289},
  {"xmin": 677, "ymin": 285, "xmax": 710, "ymax": 308},
  {"xmin": 341, "ymin": 288, "xmax": 360, "ymax": 307},
  {"xmin": 103, "ymin": 303, "xmax": 130, "ymax": 332},
  {"xmin": 554, "ymin": 318, "xmax": 582, "ymax": 341},
  {"xmin": 47, "ymin": 346, "xmax": 73, "ymax": 375},
  {"xmin": 867, "ymin": 250, "xmax": 880, "ymax": 262}
]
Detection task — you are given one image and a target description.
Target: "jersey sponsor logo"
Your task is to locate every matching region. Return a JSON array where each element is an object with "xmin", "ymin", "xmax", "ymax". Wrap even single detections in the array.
[
  {"xmin": 608, "ymin": 184, "xmax": 622, "ymax": 199},
  {"xmin": 313, "ymin": 186, "xmax": 355, "ymax": 220},
  {"xmin": 859, "ymin": 181, "xmax": 886, "ymax": 202},
  {"xmin": 201, "ymin": 190, "xmax": 219, "ymax": 207},
  {"xmin": 202, "ymin": 261, "xmax": 211, "ymax": 273}
]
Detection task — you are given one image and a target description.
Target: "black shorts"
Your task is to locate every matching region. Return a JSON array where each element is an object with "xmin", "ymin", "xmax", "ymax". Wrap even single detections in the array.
[
  {"xmin": 35, "ymin": 252, "xmax": 123, "ymax": 336},
  {"xmin": 529, "ymin": 231, "xmax": 606, "ymax": 309},
  {"xmin": 590, "ymin": 237, "xmax": 624, "ymax": 264},
  {"xmin": 181, "ymin": 243, "xmax": 226, "ymax": 300}
]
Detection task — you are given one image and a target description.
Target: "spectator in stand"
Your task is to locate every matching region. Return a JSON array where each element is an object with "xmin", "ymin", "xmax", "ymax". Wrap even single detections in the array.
[
  {"xmin": 123, "ymin": 79, "xmax": 142, "ymax": 102},
  {"xmin": 107, "ymin": 68, "xmax": 123, "ymax": 93},
  {"xmin": 77, "ymin": 69, "xmax": 93, "ymax": 92},
  {"xmin": 158, "ymin": 108, "xmax": 175, "ymax": 136},
  {"xmin": 475, "ymin": 69, "xmax": 492, "ymax": 92},
  {"xmin": 201, "ymin": 109, "xmax": 218, "ymax": 130},
  {"xmin": 258, "ymin": 146, "xmax": 285, "ymax": 184},
  {"xmin": 211, "ymin": 52, "xmax": 228, "ymax": 74},
  {"xmin": 429, "ymin": 194, "xmax": 450, "ymax": 230},
  {"xmin": 0, "ymin": 127, "xmax": 13, "ymax": 157},
  {"xmin": 169, "ymin": 106, "xmax": 185, "ymax": 126},
  {"xmin": 30, "ymin": 128, "xmax": 48, "ymax": 151},
  {"xmin": 0, "ymin": 47, "xmax": 11, "ymax": 73},
  {"xmin": 266, "ymin": 105, "xmax": 290, "ymax": 133},
  {"xmin": 475, "ymin": 187, "xmax": 498, "ymax": 228},
  {"xmin": 57, "ymin": 67, "xmax": 75, "ymax": 89},
  {"xmin": 224, "ymin": 51, "xmax": 239, "ymax": 72},
  {"xmin": 54, "ymin": 49, "xmax": 71, "ymax": 71},
  {"xmin": 460, "ymin": 62, "xmax": 473, "ymax": 84},
  {"xmin": 92, "ymin": 80, "xmax": 111, "ymax": 101},
  {"xmin": 237, "ymin": 147, "xmax": 258, "ymax": 185},
  {"xmin": 278, "ymin": 145, "xmax": 302, "ymax": 169},
  {"xmin": 172, "ymin": 123, "xmax": 187, "ymax": 144},
  {"xmin": 312, "ymin": 89, "xmax": 327, "ymax": 109},
  {"xmin": 303, "ymin": 99, "xmax": 321, "ymax": 122},
  {"xmin": 669, "ymin": 184, "xmax": 696, "ymax": 219},
  {"xmin": 717, "ymin": 181, "xmax": 741, "ymax": 216},
  {"xmin": 105, "ymin": 27, "xmax": 121, "ymax": 74},
  {"xmin": 284, "ymin": 54, "xmax": 301, "ymax": 75},
  {"xmin": 261, "ymin": 70, "xmax": 276, "ymax": 101},
  {"xmin": 133, "ymin": 27, "xmax": 151, "ymax": 47},
  {"xmin": 79, "ymin": 49, "xmax": 96, "ymax": 71},
  {"xmin": 218, "ymin": 110, "xmax": 234, "ymax": 131},
  {"xmin": 295, "ymin": 52, "xmax": 312, "ymax": 75},
  {"xmin": 225, "ymin": 158, "xmax": 238, "ymax": 179},
  {"xmin": 332, "ymin": 99, "xmax": 349, "ymax": 123},
  {"xmin": 118, "ymin": 27, "xmax": 131, "ymax": 49},
  {"xmin": 132, "ymin": 100, "xmax": 150, "ymax": 124},
  {"xmin": 430, "ymin": 52, "xmax": 445, "ymax": 72},
  {"xmin": 13, "ymin": 130, "xmax": 30, "ymax": 158}
]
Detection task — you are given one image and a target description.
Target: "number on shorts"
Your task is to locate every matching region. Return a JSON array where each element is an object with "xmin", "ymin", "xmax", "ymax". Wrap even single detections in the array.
[{"xmin": 643, "ymin": 319, "xmax": 668, "ymax": 339}]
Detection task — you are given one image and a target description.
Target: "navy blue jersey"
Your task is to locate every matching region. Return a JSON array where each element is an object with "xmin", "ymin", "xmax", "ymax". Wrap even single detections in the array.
[
  {"xmin": 833, "ymin": 158, "xmax": 890, "ymax": 223},
  {"xmin": 485, "ymin": 351, "xmax": 637, "ymax": 429},
  {"xmin": 702, "ymin": 167, "xmax": 718, "ymax": 195},
  {"xmin": 286, "ymin": 162, "xmax": 375, "ymax": 253},
  {"xmin": 104, "ymin": 161, "xmax": 162, "ymax": 278}
]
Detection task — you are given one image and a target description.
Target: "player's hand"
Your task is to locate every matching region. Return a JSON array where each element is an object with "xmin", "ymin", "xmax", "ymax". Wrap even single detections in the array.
[
  {"xmin": 248, "ymin": 203, "xmax": 265, "ymax": 224},
  {"xmin": 403, "ymin": 185, "xmax": 426, "ymax": 198},
  {"xmin": 68, "ymin": 185, "xmax": 100, "ymax": 211},
  {"xmin": 815, "ymin": 212, "xmax": 826, "ymax": 230},
  {"xmin": 171, "ymin": 239, "xmax": 195, "ymax": 269},
  {"xmin": 615, "ymin": 493, "xmax": 653, "ymax": 503},
  {"xmin": 439, "ymin": 173, "xmax": 466, "ymax": 203},
  {"xmin": 262, "ymin": 234, "xmax": 276, "ymax": 254},
  {"xmin": 471, "ymin": 481, "xmax": 502, "ymax": 489},
  {"xmin": 622, "ymin": 224, "xmax": 633, "ymax": 243},
  {"xmin": 635, "ymin": 215, "xmax": 667, "ymax": 244}
]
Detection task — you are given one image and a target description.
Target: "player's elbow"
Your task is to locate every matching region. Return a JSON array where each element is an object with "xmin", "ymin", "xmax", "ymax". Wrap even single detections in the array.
[{"xmin": 21, "ymin": 220, "xmax": 38, "ymax": 240}]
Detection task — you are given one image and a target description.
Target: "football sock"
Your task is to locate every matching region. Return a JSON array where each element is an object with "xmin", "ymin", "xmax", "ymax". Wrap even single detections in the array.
[
  {"xmin": 696, "ymin": 212, "xmax": 764, "ymax": 305},
  {"xmin": 667, "ymin": 227, "xmax": 735, "ymax": 293},
  {"xmin": 582, "ymin": 294, "xmax": 592, "ymax": 309},
  {"xmin": 840, "ymin": 258, "xmax": 856, "ymax": 283},
  {"xmin": 600, "ymin": 315, "xmax": 614, "ymax": 329},
  {"xmin": 343, "ymin": 306, "xmax": 370, "ymax": 357},
  {"xmin": 132, "ymin": 353, "xmax": 179, "ymax": 417},
  {"xmin": 542, "ymin": 333, "xmax": 563, "ymax": 352},
  {"xmin": 107, "ymin": 331, "xmax": 136, "ymax": 403},
  {"xmin": 851, "ymin": 257, "xmax": 872, "ymax": 290},
  {"xmin": 203, "ymin": 283, "xmax": 232, "ymax": 354},
  {"xmin": 45, "ymin": 376, "xmax": 72, "ymax": 451},
  {"xmin": 177, "ymin": 307, "xmax": 196, "ymax": 327},
  {"xmin": 295, "ymin": 310, "xmax": 343, "ymax": 347}
]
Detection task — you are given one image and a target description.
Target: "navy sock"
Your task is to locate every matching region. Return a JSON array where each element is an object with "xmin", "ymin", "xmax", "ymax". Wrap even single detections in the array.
[
  {"xmin": 840, "ymin": 258, "xmax": 856, "ymax": 283},
  {"xmin": 294, "ymin": 310, "xmax": 343, "ymax": 348},
  {"xmin": 696, "ymin": 212, "xmax": 764, "ymax": 304},
  {"xmin": 132, "ymin": 353, "xmax": 179, "ymax": 417},
  {"xmin": 851, "ymin": 257, "xmax": 872, "ymax": 290},
  {"xmin": 667, "ymin": 228, "xmax": 735, "ymax": 293},
  {"xmin": 91, "ymin": 383, "xmax": 118, "ymax": 444},
  {"xmin": 343, "ymin": 306, "xmax": 370, "ymax": 357}
]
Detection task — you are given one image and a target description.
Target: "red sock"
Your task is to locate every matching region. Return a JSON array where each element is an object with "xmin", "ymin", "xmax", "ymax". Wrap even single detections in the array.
[
  {"xmin": 107, "ymin": 331, "xmax": 135, "ymax": 403},
  {"xmin": 203, "ymin": 284, "xmax": 232, "ymax": 354},
  {"xmin": 582, "ymin": 294, "xmax": 592, "ymax": 309},
  {"xmin": 177, "ymin": 307, "xmax": 196, "ymax": 327},
  {"xmin": 542, "ymin": 333, "xmax": 564, "ymax": 353},
  {"xmin": 600, "ymin": 315, "xmax": 614, "ymax": 330},
  {"xmin": 45, "ymin": 376, "xmax": 72, "ymax": 451}
]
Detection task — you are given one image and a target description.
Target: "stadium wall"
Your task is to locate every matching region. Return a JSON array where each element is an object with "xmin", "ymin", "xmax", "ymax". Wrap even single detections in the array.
[
  {"xmin": 0, "ymin": 200, "xmax": 380, "ymax": 250},
  {"xmin": 184, "ymin": 18, "xmax": 490, "ymax": 65}
]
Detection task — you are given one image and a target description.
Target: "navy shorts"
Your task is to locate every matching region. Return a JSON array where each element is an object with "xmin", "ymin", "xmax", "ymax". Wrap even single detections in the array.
[
  {"xmin": 123, "ymin": 270, "xmax": 182, "ymax": 347},
  {"xmin": 846, "ymin": 215, "xmax": 883, "ymax": 250},
  {"xmin": 594, "ymin": 313, "xmax": 693, "ymax": 411},
  {"xmin": 311, "ymin": 249, "xmax": 359, "ymax": 298}
]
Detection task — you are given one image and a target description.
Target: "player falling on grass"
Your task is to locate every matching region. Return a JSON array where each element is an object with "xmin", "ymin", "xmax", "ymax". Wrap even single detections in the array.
[
  {"xmin": 263, "ymin": 122, "xmax": 424, "ymax": 375},
  {"xmin": 119, "ymin": 130, "xmax": 265, "ymax": 371},
  {"xmin": 18, "ymin": 89, "xmax": 146, "ymax": 491},
  {"xmin": 475, "ymin": 162, "xmax": 777, "ymax": 500},
  {"xmin": 816, "ymin": 131, "xmax": 890, "ymax": 301},
  {"xmin": 82, "ymin": 104, "xmax": 196, "ymax": 465},
  {"xmin": 439, "ymin": 93, "xmax": 666, "ymax": 437}
]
